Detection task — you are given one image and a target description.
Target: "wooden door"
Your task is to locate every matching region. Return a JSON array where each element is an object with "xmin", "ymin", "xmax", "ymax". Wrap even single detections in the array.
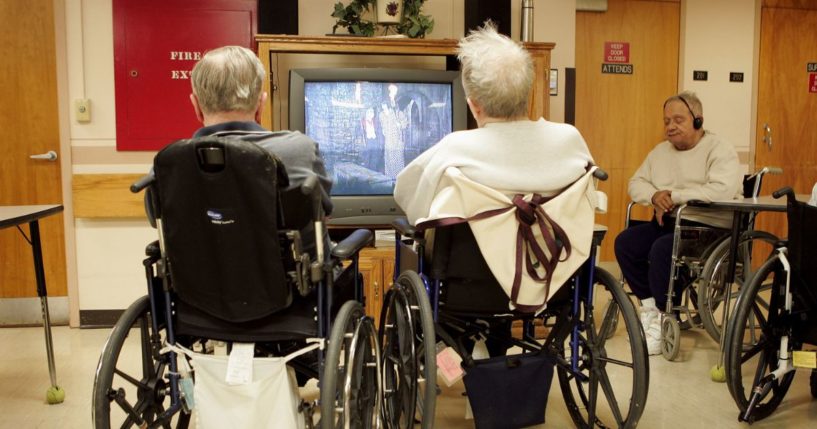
[
  {"xmin": 0, "ymin": 0, "xmax": 67, "ymax": 302},
  {"xmin": 576, "ymin": 0, "xmax": 680, "ymax": 261},
  {"xmin": 753, "ymin": 2, "xmax": 817, "ymax": 238}
]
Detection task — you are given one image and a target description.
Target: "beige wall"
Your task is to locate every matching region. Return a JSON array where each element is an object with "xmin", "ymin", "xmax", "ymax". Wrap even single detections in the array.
[
  {"xmin": 63, "ymin": 0, "xmax": 761, "ymax": 317},
  {"xmin": 680, "ymin": 0, "xmax": 759, "ymax": 171}
]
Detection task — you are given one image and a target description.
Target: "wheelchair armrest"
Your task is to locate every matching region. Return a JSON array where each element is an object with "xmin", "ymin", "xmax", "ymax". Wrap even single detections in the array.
[
  {"xmin": 392, "ymin": 217, "xmax": 422, "ymax": 239},
  {"xmin": 331, "ymin": 229, "xmax": 374, "ymax": 260},
  {"xmin": 130, "ymin": 172, "xmax": 155, "ymax": 193}
]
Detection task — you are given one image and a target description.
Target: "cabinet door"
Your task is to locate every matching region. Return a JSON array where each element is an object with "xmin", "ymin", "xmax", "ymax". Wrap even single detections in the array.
[
  {"xmin": 358, "ymin": 256, "xmax": 383, "ymax": 323},
  {"xmin": 382, "ymin": 258, "xmax": 395, "ymax": 291}
]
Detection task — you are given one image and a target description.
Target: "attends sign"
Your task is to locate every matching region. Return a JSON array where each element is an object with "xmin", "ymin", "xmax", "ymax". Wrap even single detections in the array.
[{"xmin": 113, "ymin": 0, "xmax": 257, "ymax": 151}]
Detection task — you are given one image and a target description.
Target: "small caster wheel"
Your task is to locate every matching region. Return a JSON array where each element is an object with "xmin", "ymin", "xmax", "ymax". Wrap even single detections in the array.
[{"xmin": 661, "ymin": 315, "xmax": 681, "ymax": 361}]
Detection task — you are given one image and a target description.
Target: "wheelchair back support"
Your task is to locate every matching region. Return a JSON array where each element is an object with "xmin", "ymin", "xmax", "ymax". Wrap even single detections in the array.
[
  {"xmin": 152, "ymin": 137, "xmax": 294, "ymax": 323},
  {"xmin": 786, "ymin": 197, "xmax": 817, "ymax": 337},
  {"xmin": 431, "ymin": 223, "xmax": 512, "ymax": 314}
]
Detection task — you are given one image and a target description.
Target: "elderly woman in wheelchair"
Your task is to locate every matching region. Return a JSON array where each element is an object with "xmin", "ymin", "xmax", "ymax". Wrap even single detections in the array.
[{"xmin": 384, "ymin": 22, "xmax": 649, "ymax": 429}]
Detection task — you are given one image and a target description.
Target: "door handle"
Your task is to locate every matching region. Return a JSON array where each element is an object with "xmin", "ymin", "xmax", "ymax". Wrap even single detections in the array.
[
  {"xmin": 762, "ymin": 123, "xmax": 772, "ymax": 150},
  {"xmin": 30, "ymin": 150, "xmax": 58, "ymax": 161}
]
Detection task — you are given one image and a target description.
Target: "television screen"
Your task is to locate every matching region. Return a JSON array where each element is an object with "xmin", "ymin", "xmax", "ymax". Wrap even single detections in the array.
[
  {"xmin": 305, "ymin": 80, "xmax": 453, "ymax": 195},
  {"xmin": 290, "ymin": 68, "xmax": 467, "ymax": 226}
]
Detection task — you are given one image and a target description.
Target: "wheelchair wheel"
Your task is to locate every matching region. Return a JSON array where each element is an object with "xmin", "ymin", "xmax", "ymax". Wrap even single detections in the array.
[
  {"xmin": 699, "ymin": 232, "xmax": 777, "ymax": 343},
  {"xmin": 550, "ymin": 267, "xmax": 648, "ymax": 429},
  {"xmin": 379, "ymin": 271, "xmax": 437, "ymax": 429},
  {"xmin": 321, "ymin": 300, "xmax": 381, "ymax": 429},
  {"xmin": 724, "ymin": 254, "xmax": 795, "ymax": 422},
  {"xmin": 93, "ymin": 296, "xmax": 191, "ymax": 429}
]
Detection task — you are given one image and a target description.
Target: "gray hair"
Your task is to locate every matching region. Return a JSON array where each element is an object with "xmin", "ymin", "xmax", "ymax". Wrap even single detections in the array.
[
  {"xmin": 457, "ymin": 21, "xmax": 533, "ymax": 119},
  {"xmin": 664, "ymin": 90, "xmax": 703, "ymax": 118},
  {"xmin": 190, "ymin": 46, "xmax": 265, "ymax": 115}
]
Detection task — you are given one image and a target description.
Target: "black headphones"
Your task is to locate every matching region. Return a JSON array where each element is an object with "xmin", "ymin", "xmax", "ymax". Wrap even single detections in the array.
[{"xmin": 678, "ymin": 96, "xmax": 704, "ymax": 130}]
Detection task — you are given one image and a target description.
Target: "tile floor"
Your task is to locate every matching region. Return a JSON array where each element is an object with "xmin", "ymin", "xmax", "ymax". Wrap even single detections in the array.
[{"xmin": 1, "ymin": 308, "xmax": 816, "ymax": 428}]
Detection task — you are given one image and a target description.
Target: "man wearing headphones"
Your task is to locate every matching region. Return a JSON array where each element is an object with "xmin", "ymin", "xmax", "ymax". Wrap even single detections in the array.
[{"xmin": 614, "ymin": 91, "xmax": 741, "ymax": 355}]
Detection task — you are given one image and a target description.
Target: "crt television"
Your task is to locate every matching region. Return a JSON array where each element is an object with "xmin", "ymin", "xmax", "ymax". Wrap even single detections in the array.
[{"xmin": 289, "ymin": 68, "xmax": 467, "ymax": 226}]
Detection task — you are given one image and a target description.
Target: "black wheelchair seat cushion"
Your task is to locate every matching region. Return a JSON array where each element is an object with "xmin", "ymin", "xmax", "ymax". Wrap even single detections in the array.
[{"xmin": 153, "ymin": 137, "xmax": 292, "ymax": 323}]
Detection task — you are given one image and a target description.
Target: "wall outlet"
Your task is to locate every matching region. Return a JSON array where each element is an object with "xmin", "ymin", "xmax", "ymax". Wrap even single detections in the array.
[{"xmin": 75, "ymin": 98, "xmax": 91, "ymax": 122}]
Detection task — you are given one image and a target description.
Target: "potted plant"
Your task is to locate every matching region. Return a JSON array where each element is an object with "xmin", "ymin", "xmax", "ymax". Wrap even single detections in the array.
[
  {"xmin": 398, "ymin": 0, "xmax": 434, "ymax": 38},
  {"xmin": 332, "ymin": 0, "xmax": 434, "ymax": 38},
  {"xmin": 332, "ymin": 0, "xmax": 376, "ymax": 36}
]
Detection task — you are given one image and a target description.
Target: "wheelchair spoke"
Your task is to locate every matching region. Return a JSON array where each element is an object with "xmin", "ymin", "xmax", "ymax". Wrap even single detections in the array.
[
  {"xmin": 595, "ymin": 355, "xmax": 634, "ymax": 369},
  {"xmin": 113, "ymin": 368, "xmax": 145, "ymax": 390},
  {"xmin": 753, "ymin": 293, "xmax": 771, "ymax": 311},
  {"xmin": 752, "ymin": 349, "xmax": 770, "ymax": 389},
  {"xmin": 750, "ymin": 302, "xmax": 768, "ymax": 331},
  {"xmin": 587, "ymin": 370, "xmax": 600, "ymax": 425},
  {"xmin": 739, "ymin": 338, "xmax": 769, "ymax": 364},
  {"xmin": 596, "ymin": 367, "xmax": 625, "ymax": 427},
  {"xmin": 596, "ymin": 303, "xmax": 618, "ymax": 348}
]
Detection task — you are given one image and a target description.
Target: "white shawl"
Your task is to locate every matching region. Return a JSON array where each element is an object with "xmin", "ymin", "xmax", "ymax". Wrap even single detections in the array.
[{"xmin": 415, "ymin": 166, "xmax": 602, "ymax": 314}]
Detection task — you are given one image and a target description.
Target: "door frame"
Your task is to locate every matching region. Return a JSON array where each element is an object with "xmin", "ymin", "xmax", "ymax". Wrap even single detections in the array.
[{"xmin": 53, "ymin": 0, "xmax": 80, "ymax": 327}]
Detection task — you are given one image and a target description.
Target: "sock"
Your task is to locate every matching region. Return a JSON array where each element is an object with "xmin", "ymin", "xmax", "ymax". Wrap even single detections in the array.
[{"xmin": 640, "ymin": 297, "xmax": 657, "ymax": 310}]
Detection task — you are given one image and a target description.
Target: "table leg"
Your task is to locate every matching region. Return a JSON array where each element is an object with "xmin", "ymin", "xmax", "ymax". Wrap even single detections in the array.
[
  {"xmin": 29, "ymin": 220, "xmax": 63, "ymax": 404},
  {"xmin": 713, "ymin": 212, "xmax": 746, "ymax": 380},
  {"xmin": 724, "ymin": 212, "xmax": 744, "ymax": 285}
]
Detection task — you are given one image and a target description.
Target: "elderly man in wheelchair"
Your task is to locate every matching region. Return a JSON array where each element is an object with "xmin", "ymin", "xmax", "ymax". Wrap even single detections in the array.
[
  {"xmin": 93, "ymin": 46, "xmax": 382, "ymax": 429},
  {"xmin": 386, "ymin": 23, "xmax": 649, "ymax": 429},
  {"xmin": 614, "ymin": 91, "xmax": 743, "ymax": 358}
]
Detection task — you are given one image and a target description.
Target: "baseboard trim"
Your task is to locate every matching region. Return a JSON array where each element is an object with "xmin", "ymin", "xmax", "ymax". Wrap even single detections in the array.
[
  {"xmin": 0, "ymin": 297, "xmax": 68, "ymax": 326},
  {"xmin": 79, "ymin": 309, "xmax": 124, "ymax": 328}
]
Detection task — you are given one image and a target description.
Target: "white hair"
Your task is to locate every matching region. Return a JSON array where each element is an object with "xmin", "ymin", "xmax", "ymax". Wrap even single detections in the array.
[
  {"xmin": 190, "ymin": 46, "xmax": 265, "ymax": 114},
  {"xmin": 457, "ymin": 21, "xmax": 533, "ymax": 118}
]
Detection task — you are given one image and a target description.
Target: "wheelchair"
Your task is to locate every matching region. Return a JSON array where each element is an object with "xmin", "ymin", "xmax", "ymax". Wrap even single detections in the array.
[
  {"xmin": 388, "ymin": 168, "xmax": 649, "ymax": 429},
  {"xmin": 91, "ymin": 137, "xmax": 382, "ymax": 428},
  {"xmin": 724, "ymin": 187, "xmax": 817, "ymax": 423},
  {"xmin": 697, "ymin": 166, "xmax": 783, "ymax": 344},
  {"xmin": 623, "ymin": 167, "xmax": 781, "ymax": 361}
]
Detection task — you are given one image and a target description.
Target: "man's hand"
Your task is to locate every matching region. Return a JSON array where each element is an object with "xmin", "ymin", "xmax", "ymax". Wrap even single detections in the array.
[{"xmin": 651, "ymin": 190, "xmax": 674, "ymax": 226}]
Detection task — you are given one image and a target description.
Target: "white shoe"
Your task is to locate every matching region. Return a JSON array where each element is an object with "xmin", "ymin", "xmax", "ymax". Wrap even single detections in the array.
[{"xmin": 640, "ymin": 308, "xmax": 662, "ymax": 356}]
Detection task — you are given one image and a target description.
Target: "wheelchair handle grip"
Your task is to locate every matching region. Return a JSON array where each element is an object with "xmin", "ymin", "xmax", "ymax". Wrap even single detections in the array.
[
  {"xmin": 592, "ymin": 168, "xmax": 609, "ymax": 181},
  {"xmin": 765, "ymin": 166, "xmax": 783, "ymax": 175},
  {"xmin": 130, "ymin": 172, "xmax": 155, "ymax": 193},
  {"xmin": 300, "ymin": 175, "xmax": 324, "ymax": 221},
  {"xmin": 772, "ymin": 186, "xmax": 793, "ymax": 200},
  {"xmin": 301, "ymin": 174, "xmax": 319, "ymax": 196}
]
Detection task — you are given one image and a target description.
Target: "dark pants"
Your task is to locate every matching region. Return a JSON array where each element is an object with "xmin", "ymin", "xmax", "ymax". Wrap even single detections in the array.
[{"xmin": 614, "ymin": 218, "xmax": 680, "ymax": 310}]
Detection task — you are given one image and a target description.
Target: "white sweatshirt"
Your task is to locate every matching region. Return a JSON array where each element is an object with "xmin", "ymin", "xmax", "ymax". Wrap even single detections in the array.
[{"xmin": 628, "ymin": 131, "xmax": 742, "ymax": 227}]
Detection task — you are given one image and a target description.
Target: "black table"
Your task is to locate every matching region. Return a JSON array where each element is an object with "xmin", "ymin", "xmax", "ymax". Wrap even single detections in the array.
[
  {"xmin": 687, "ymin": 195, "xmax": 807, "ymax": 284},
  {"xmin": 0, "ymin": 204, "xmax": 65, "ymax": 403}
]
